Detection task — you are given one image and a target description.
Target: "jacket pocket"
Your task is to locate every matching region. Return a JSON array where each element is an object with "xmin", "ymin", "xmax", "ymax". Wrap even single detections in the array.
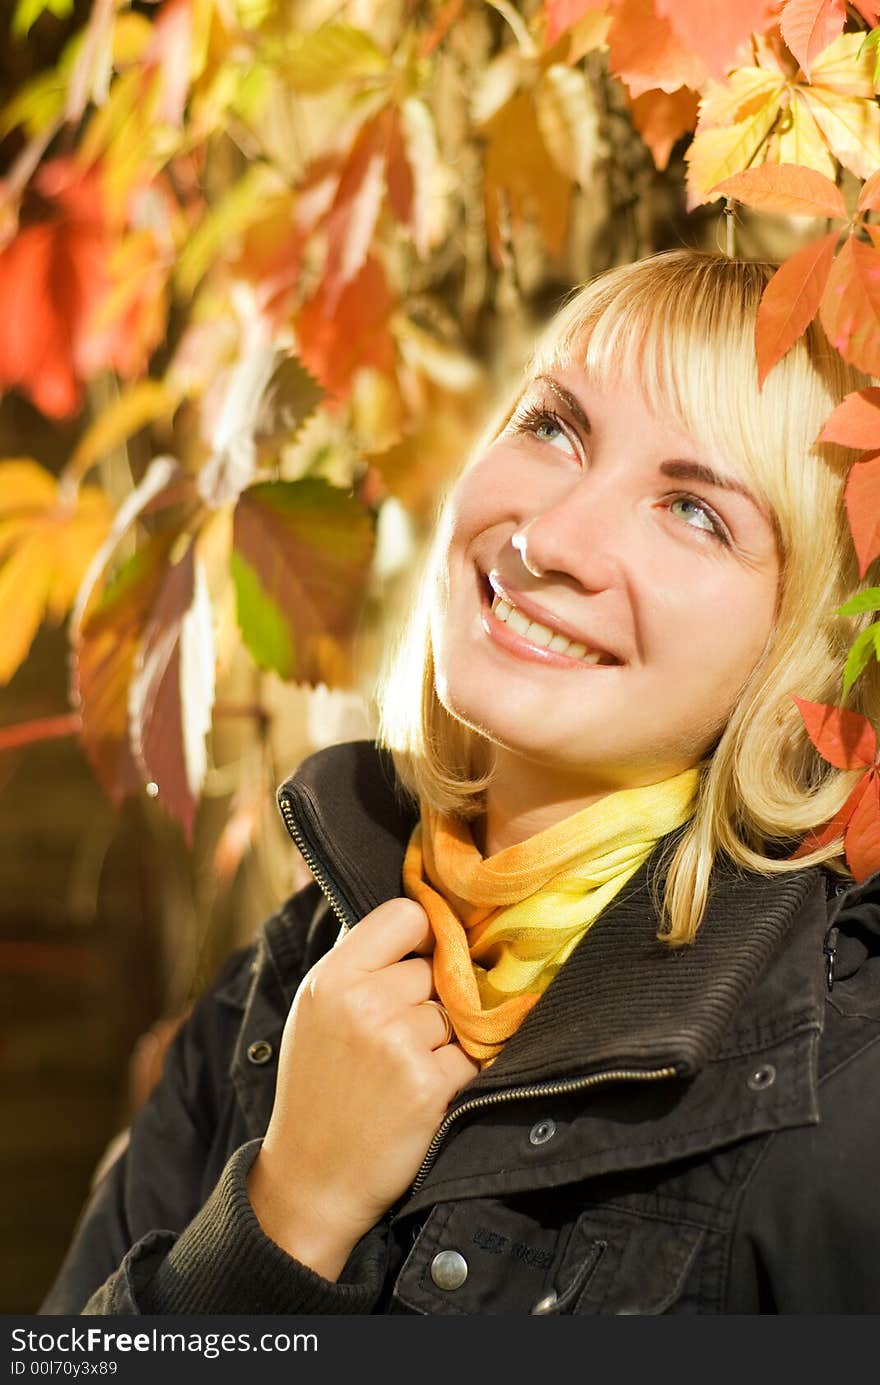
[
  {"xmin": 393, "ymin": 1200, "xmax": 706, "ymax": 1315},
  {"xmin": 391, "ymin": 1199, "xmax": 612, "ymax": 1316}
]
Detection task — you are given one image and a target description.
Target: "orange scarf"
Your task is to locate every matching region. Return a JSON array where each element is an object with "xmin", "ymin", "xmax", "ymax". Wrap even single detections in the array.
[{"xmin": 402, "ymin": 769, "xmax": 701, "ymax": 1065}]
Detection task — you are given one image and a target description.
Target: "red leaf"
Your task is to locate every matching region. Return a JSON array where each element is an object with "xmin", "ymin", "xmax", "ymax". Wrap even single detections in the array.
[
  {"xmin": 654, "ymin": 0, "xmax": 772, "ymax": 79},
  {"xmin": 845, "ymin": 451, "xmax": 880, "ymax": 577},
  {"xmin": 755, "ymin": 231, "xmax": 838, "ymax": 386},
  {"xmin": 295, "ymin": 256, "xmax": 396, "ymax": 399},
  {"xmin": 713, "ymin": 163, "xmax": 847, "ymax": 218},
  {"xmin": 845, "ymin": 769, "xmax": 880, "ymax": 880},
  {"xmin": 790, "ymin": 769, "xmax": 871, "ymax": 858},
  {"xmin": 629, "ymin": 86, "xmax": 700, "ymax": 171},
  {"xmin": 780, "ymin": 0, "xmax": 846, "ymax": 79},
  {"xmin": 856, "ymin": 168, "xmax": 880, "ymax": 214},
  {"xmin": 818, "ymin": 387, "xmax": 880, "ymax": 448},
  {"xmin": 544, "ymin": 0, "xmax": 602, "ymax": 44},
  {"xmin": 794, "ymin": 695, "xmax": 878, "ymax": 769},
  {"xmin": 820, "ymin": 235, "xmax": 880, "ymax": 378},
  {"xmin": 853, "ymin": 0, "xmax": 880, "ymax": 20},
  {"xmin": 129, "ymin": 544, "xmax": 215, "ymax": 844}
]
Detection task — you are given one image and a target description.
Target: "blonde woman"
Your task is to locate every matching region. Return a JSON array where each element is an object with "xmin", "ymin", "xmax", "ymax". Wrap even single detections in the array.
[{"xmin": 43, "ymin": 251, "xmax": 880, "ymax": 1316}]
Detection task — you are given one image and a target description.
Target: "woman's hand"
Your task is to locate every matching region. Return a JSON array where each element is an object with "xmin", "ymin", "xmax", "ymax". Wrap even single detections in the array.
[{"xmin": 245, "ymin": 898, "xmax": 479, "ymax": 1281}]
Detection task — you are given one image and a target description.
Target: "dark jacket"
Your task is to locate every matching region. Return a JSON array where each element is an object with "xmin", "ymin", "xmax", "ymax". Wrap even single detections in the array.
[{"xmin": 40, "ymin": 740, "xmax": 880, "ymax": 1316}]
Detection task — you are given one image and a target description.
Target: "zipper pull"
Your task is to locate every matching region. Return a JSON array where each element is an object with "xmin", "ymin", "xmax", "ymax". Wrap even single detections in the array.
[{"xmin": 823, "ymin": 925, "xmax": 839, "ymax": 993}]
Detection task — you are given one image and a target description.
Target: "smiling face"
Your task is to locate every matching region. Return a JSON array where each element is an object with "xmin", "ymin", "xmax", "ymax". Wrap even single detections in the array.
[{"xmin": 429, "ymin": 366, "xmax": 782, "ymax": 812}]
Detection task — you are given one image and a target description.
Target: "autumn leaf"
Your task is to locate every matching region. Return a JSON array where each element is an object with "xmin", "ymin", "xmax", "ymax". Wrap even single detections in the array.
[
  {"xmin": 845, "ymin": 452, "xmax": 880, "ymax": 577},
  {"xmin": 794, "ymin": 695, "xmax": 877, "ymax": 767},
  {"xmin": 841, "ymin": 621, "xmax": 880, "ymax": 698},
  {"xmin": 0, "ymin": 459, "xmax": 112, "ymax": 684},
  {"xmin": 232, "ymin": 479, "xmax": 375, "ymax": 685},
  {"xmin": 755, "ymin": 231, "xmax": 838, "ymax": 385},
  {"xmin": 543, "ymin": 0, "xmax": 603, "ymax": 45},
  {"xmin": 845, "ymin": 769, "xmax": 880, "ymax": 880},
  {"xmin": 686, "ymin": 93, "xmax": 781, "ymax": 204},
  {"xmin": 819, "ymin": 235, "xmax": 880, "ymax": 378},
  {"xmin": 129, "ymin": 541, "xmax": 215, "ymax": 843},
  {"xmin": 780, "ymin": 0, "xmax": 846, "ymax": 80},
  {"xmin": 654, "ymin": 0, "xmax": 772, "ymax": 80},
  {"xmin": 628, "ymin": 86, "xmax": 700, "ymax": 171},
  {"xmin": 534, "ymin": 64, "xmax": 604, "ymax": 187},
  {"xmin": 65, "ymin": 380, "xmax": 177, "ymax": 488},
  {"xmin": 482, "ymin": 89, "xmax": 572, "ymax": 260},
  {"xmin": 198, "ymin": 350, "xmax": 324, "ymax": 508},
  {"xmin": 279, "ymin": 23, "xmax": 390, "ymax": 93},
  {"xmin": 607, "ymin": 0, "xmax": 708, "ymax": 98},
  {"xmin": 295, "ymin": 256, "xmax": 396, "ymax": 398},
  {"xmin": 818, "ymin": 387, "xmax": 880, "ymax": 448},
  {"xmin": 322, "ymin": 112, "xmax": 392, "ymax": 309},
  {"xmin": 73, "ymin": 532, "xmax": 176, "ymax": 805},
  {"xmin": 712, "ymin": 163, "xmax": 847, "ymax": 217},
  {"xmin": 857, "ymin": 166, "xmax": 880, "ymax": 211}
]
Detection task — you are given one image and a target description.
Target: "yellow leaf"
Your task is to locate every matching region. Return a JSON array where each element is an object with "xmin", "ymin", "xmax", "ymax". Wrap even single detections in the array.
[
  {"xmin": 534, "ymin": 64, "xmax": 604, "ymax": 187},
  {"xmin": 278, "ymin": 23, "xmax": 390, "ymax": 94},
  {"xmin": 771, "ymin": 90, "xmax": 836, "ymax": 179},
  {"xmin": 686, "ymin": 97, "xmax": 781, "ymax": 203},
  {"xmin": 0, "ymin": 460, "xmax": 112, "ymax": 683},
  {"xmin": 800, "ymin": 84, "xmax": 880, "ymax": 180},
  {"xmin": 0, "ymin": 535, "xmax": 53, "ymax": 683},
  {"xmin": 176, "ymin": 165, "xmax": 283, "ymax": 296},
  {"xmin": 66, "ymin": 381, "xmax": 175, "ymax": 487},
  {"xmin": 808, "ymin": 31, "xmax": 879, "ymax": 98},
  {"xmin": 483, "ymin": 90, "xmax": 572, "ymax": 258},
  {"xmin": 698, "ymin": 67, "xmax": 785, "ymax": 130}
]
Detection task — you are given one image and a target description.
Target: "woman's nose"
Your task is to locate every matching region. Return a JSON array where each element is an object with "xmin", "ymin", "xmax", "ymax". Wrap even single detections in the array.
[{"xmin": 509, "ymin": 484, "xmax": 624, "ymax": 590}]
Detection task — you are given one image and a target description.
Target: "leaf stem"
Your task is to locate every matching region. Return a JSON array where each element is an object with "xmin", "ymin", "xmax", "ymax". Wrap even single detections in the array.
[{"xmin": 0, "ymin": 712, "xmax": 81, "ymax": 754}]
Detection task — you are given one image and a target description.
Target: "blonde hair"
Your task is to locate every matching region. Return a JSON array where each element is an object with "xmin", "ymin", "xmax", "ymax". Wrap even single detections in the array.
[{"xmin": 374, "ymin": 250, "xmax": 880, "ymax": 944}]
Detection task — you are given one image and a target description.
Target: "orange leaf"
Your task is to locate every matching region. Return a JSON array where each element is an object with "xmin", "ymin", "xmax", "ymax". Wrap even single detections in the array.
[
  {"xmin": 845, "ymin": 769, "xmax": 880, "ymax": 880},
  {"xmin": 629, "ymin": 86, "xmax": 700, "ymax": 171},
  {"xmin": 845, "ymin": 451, "xmax": 880, "ymax": 577},
  {"xmin": 655, "ymin": 0, "xmax": 773, "ymax": 79},
  {"xmin": 820, "ymin": 235, "xmax": 880, "ymax": 378},
  {"xmin": 544, "ymin": 0, "xmax": 603, "ymax": 45},
  {"xmin": 780, "ymin": 0, "xmax": 846, "ymax": 79},
  {"xmin": 793, "ymin": 695, "xmax": 878, "ymax": 768},
  {"xmin": 853, "ymin": 1, "xmax": 880, "ymax": 21},
  {"xmin": 856, "ymin": 167, "xmax": 880, "ymax": 213},
  {"xmin": 295, "ymin": 256, "xmax": 396, "ymax": 399},
  {"xmin": 712, "ymin": 163, "xmax": 847, "ymax": 218},
  {"xmin": 755, "ymin": 231, "xmax": 838, "ymax": 386},
  {"xmin": 818, "ymin": 387, "xmax": 880, "ymax": 448},
  {"xmin": 607, "ymin": 0, "xmax": 707, "ymax": 98},
  {"xmin": 321, "ymin": 114, "xmax": 389, "ymax": 311}
]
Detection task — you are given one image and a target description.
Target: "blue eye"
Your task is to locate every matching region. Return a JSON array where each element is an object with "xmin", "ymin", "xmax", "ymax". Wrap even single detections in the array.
[
  {"xmin": 669, "ymin": 496, "xmax": 727, "ymax": 544},
  {"xmin": 512, "ymin": 406, "xmax": 578, "ymax": 456}
]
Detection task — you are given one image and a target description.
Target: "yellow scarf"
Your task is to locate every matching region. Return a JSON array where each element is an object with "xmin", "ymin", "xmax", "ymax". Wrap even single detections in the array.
[{"xmin": 402, "ymin": 768, "xmax": 701, "ymax": 1066}]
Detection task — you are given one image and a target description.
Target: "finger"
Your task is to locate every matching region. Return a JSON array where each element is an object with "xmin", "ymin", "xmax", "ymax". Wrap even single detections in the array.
[
  {"xmin": 432, "ymin": 1041, "xmax": 481, "ymax": 1094},
  {"xmin": 408, "ymin": 1000, "xmax": 455, "ymax": 1052},
  {"xmin": 335, "ymin": 898, "xmax": 433, "ymax": 973},
  {"xmin": 366, "ymin": 955, "xmax": 435, "ymax": 1010}
]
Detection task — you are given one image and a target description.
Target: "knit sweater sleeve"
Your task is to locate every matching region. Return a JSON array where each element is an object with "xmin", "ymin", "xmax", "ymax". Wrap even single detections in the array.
[{"xmin": 81, "ymin": 1141, "xmax": 389, "ymax": 1315}]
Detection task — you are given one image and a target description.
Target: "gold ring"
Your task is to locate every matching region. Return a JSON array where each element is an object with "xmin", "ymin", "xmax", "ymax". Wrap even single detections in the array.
[{"xmin": 423, "ymin": 999, "xmax": 454, "ymax": 1046}]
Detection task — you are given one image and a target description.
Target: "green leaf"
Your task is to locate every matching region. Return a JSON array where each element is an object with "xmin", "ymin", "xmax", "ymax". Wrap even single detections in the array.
[
  {"xmin": 231, "ymin": 550, "xmax": 295, "ymax": 677},
  {"xmin": 232, "ymin": 478, "xmax": 374, "ymax": 684},
  {"xmin": 12, "ymin": 0, "xmax": 73, "ymax": 39},
  {"xmin": 835, "ymin": 587, "xmax": 880, "ymax": 618},
  {"xmin": 842, "ymin": 621, "xmax": 880, "ymax": 699}
]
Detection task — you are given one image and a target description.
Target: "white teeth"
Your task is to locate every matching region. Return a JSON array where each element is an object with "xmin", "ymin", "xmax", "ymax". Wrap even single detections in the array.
[{"xmin": 490, "ymin": 592, "xmax": 612, "ymax": 664}]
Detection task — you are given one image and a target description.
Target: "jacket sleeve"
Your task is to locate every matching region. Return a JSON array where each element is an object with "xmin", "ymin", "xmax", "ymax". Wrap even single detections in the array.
[
  {"xmin": 729, "ymin": 869, "xmax": 880, "ymax": 1314},
  {"xmin": 39, "ymin": 935, "xmax": 389, "ymax": 1316}
]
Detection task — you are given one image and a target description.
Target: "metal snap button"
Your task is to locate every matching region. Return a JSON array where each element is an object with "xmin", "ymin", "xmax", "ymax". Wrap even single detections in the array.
[
  {"xmin": 430, "ymin": 1250, "xmax": 468, "ymax": 1291},
  {"xmin": 747, "ymin": 1063, "xmax": 776, "ymax": 1092},
  {"xmin": 529, "ymin": 1117, "xmax": 557, "ymax": 1146},
  {"xmin": 247, "ymin": 1040, "xmax": 274, "ymax": 1065},
  {"xmin": 834, "ymin": 882, "xmax": 848, "ymax": 897}
]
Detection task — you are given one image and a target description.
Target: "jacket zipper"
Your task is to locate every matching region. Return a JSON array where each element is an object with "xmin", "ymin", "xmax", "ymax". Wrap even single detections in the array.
[
  {"xmin": 279, "ymin": 788, "xmax": 679, "ymax": 1202},
  {"xmin": 277, "ymin": 791, "xmax": 357, "ymax": 934},
  {"xmin": 408, "ymin": 1064, "xmax": 678, "ymax": 1196}
]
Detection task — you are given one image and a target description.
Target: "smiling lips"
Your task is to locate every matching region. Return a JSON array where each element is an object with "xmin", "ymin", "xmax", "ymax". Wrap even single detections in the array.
[{"xmin": 481, "ymin": 572, "xmax": 621, "ymax": 667}]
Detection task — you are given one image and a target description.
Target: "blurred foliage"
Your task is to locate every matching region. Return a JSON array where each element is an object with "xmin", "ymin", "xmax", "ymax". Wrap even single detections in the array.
[{"xmin": 0, "ymin": 0, "xmax": 879, "ymax": 876}]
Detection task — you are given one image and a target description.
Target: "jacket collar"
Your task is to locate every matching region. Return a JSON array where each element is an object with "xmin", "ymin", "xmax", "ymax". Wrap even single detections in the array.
[{"xmin": 275, "ymin": 739, "xmax": 828, "ymax": 1090}]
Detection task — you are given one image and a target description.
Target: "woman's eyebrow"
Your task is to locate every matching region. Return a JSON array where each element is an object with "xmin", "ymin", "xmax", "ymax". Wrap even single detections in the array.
[
  {"xmin": 534, "ymin": 373, "xmax": 769, "ymax": 521},
  {"xmin": 659, "ymin": 459, "xmax": 768, "ymax": 519}
]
